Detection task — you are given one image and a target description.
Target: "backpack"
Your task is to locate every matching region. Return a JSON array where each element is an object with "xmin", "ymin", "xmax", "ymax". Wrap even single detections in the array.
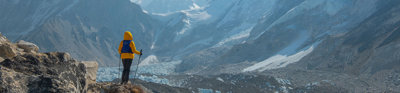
[{"xmin": 121, "ymin": 40, "xmax": 133, "ymax": 53}]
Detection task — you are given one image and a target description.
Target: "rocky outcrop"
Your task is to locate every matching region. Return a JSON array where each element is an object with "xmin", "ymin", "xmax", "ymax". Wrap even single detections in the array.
[
  {"xmin": 0, "ymin": 33, "xmax": 28, "ymax": 59},
  {"xmin": 88, "ymin": 83, "xmax": 150, "ymax": 93},
  {"xmin": 0, "ymin": 34, "xmax": 18, "ymax": 59},
  {"xmin": 0, "ymin": 52, "xmax": 87, "ymax": 93},
  {"xmin": 0, "ymin": 44, "xmax": 15, "ymax": 59},
  {"xmin": 0, "ymin": 34, "xmax": 88, "ymax": 93},
  {"xmin": 16, "ymin": 40, "xmax": 39, "ymax": 53}
]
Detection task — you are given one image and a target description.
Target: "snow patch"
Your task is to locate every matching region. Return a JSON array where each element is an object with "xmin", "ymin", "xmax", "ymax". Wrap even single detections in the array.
[
  {"xmin": 142, "ymin": 10, "xmax": 149, "ymax": 14},
  {"xmin": 177, "ymin": 18, "xmax": 191, "ymax": 35},
  {"xmin": 183, "ymin": 11, "xmax": 211, "ymax": 21},
  {"xmin": 130, "ymin": 0, "xmax": 142, "ymax": 4},
  {"xmin": 140, "ymin": 55, "xmax": 159, "ymax": 66},
  {"xmin": 150, "ymin": 42, "xmax": 155, "ymax": 50},
  {"xmin": 217, "ymin": 77, "xmax": 224, "ymax": 82},
  {"xmin": 214, "ymin": 28, "xmax": 251, "ymax": 47},
  {"xmin": 243, "ymin": 46, "xmax": 314, "ymax": 72},
  {"xmin": 190, "ymin": 2, "xmax": 202, "ymax": 10}
]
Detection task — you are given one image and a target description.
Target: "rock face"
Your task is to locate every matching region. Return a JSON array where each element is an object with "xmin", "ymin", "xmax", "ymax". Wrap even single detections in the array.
[
  {"xmin": 0, "ymin": 43, "xmax": 16, "ymax": 59},
  {"xmin": 0, "ymin": 52, "xmax": 87, "ymax": 93},
  {"xmin": 0, "ymin": 34, "xmax": 89, "ymax": 93},
  {"xmin": 0, "ymin": 34, "xmax": 17, "ymax": 59},
  {"xmin": 82, "ymin": 61, "xmax": 98, "ymax": 85},
  {"xmin": 16, "ymin": 40, "xmax": 39, "ymax": 53}
]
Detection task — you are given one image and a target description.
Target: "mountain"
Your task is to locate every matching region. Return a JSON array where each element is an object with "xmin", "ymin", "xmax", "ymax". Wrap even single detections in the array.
[
  {"xmin": 0, "ymin": 0, "xmax": 162, "ymax": 66},
  {"xmin": 2, "ymin": 0, "xmax": 400, "ymax": 92},
  {"xmin": 174, "ymin": 0, "xmax": 400, "ymax": 92},
  {"xmin": 148, "ymin": 0, "xmax": 307, "ymax": 59},
  {"xmin": 283, "ymin": 0, "xmax": 400, "ymax": 91},
  {"xmin": 176, "ymin": 0, "xmax": 380, "ymax": 74}
]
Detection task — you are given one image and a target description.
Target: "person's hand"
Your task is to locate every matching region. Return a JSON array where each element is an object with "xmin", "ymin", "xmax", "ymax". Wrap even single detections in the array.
[{"xmin": 140, "ymin": 51, "xmax": 143, "ymax": 56}]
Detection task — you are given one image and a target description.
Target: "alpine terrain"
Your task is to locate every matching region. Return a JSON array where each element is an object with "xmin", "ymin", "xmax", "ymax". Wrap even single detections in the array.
[{"xmin": 1, "ymin": 0, "xmax": 400, "ymax": 93}]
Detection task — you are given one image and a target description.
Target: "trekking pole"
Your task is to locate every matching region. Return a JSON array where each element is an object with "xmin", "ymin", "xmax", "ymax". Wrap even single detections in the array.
[
  {"xmin": 132, "ymin": 49, "xmax": 143, "ymax": 84},
  {"xmin": 118, "ymin": 55, "xmax": 121, "ymax": 80},
  {"xmin": 117, "ymin": 43, "xmax": 122, "ymax": 81}
]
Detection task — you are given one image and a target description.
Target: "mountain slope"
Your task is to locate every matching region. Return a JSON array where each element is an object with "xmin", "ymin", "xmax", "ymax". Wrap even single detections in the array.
[
  {"xmin": 1, "ymin": 0, "xmax": 162, "ymax": 66},
  {"xmin": 261, "ymin": 1, "xmax": 400, "ymax": 92},
  {"xmin": 180, "ymin": 0, "xmax": 381, "ymax": 75}
]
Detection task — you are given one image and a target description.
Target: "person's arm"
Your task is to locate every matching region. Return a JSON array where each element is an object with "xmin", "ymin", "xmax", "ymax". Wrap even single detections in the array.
[
  {"xmin": 118, "ymin": 41, "xmax": 123, "ymax": 54},
  {"xmin": 130, "ymin": 41, "xmax": 141, "ymax": 55}
]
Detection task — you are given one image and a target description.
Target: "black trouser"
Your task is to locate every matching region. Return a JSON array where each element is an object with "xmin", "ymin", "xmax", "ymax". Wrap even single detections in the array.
[{"xmin": 121, "ymin": 59, "xmax": 133, "ymax": 84}]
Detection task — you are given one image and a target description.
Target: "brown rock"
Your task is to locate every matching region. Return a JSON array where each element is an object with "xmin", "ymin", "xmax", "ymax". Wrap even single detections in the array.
[
  {"xmin": 82, "ymin": 61, "xmax": 99, "ymax": 84},
  {"xmin": 0, "ymin": 57, "xmax": 3, "ymax": 62},
  {"xmin": 0, "ymin": 33, "xmax": 8, "ymax": 44},
  {"xmin": 0, "ymin": 43, "xmax": 16, "ymax": 59}
]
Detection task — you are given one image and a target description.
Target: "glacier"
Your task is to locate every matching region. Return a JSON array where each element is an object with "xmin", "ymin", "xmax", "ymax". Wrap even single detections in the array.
[
  {"xmin": 96, "ymin": 58, "xmax": 181, "ymax": 82},
  {"xmin": 242, "ymin": 46, "xmax": 314, "ymax": 72}
]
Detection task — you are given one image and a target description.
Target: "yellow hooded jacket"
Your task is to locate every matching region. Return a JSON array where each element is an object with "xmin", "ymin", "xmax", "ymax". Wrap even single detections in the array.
[{"xmin": 118, "ymin": 31, "xmax": 141, "ymax": 59}]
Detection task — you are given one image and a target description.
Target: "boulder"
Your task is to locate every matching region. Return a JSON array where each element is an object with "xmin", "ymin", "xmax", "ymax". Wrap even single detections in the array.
[
  {"xmin": 0, "ymin": 34, "xmax": 16, "ymax": 58},
  {"xmin": 16, "ymin": 40, "xmax": 39, "ymax": 53},
  {"xmin": 0, "ymin": 43, "xmax": 16, "ymax": 59},
  {"xmin": 82, "ymin": 61, "xmax": 99, "ymax": 84}
]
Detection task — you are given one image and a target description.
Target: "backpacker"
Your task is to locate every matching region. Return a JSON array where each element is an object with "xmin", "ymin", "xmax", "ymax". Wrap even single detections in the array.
[{"xmin": 121, "ymin": 40, "xmax": 133, "ymax": 53}]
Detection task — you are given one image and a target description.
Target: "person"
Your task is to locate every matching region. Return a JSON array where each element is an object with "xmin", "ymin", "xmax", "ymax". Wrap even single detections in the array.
[{"xmin": 118, "ymin": 31, "xmax": 142, "ymax": 84}]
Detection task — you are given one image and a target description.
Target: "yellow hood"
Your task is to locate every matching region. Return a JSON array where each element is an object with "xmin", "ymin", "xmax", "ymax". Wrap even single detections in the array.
[{"xmin": 123, "ymin": 31, "xmax": 133, "ymax": 40}]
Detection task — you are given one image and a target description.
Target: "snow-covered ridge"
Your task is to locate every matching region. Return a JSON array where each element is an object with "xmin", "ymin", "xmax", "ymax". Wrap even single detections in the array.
[
  {"xmin": 242, "ymin": 46, "xmax": 314, "ymax": 72},
  {"xmin": 130, "ymin": 0, "xmax": 210, "ymax": 14}
]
